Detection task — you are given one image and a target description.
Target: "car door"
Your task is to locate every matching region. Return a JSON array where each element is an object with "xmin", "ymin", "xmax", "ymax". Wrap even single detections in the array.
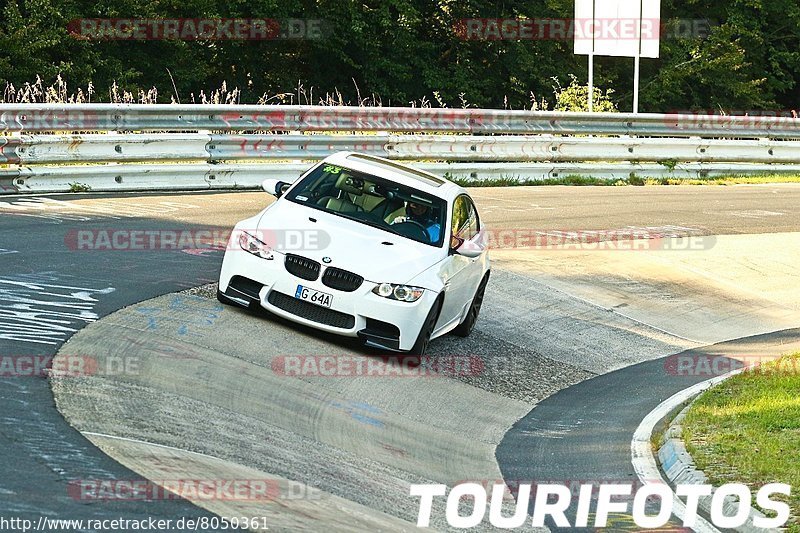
[
  {"xmin": 456, "ymin": 195, "xmax": 486, "ymax": 295},
  {"xmin": 436, "ymin": 195, "xmax": 482, "ymax": 329}
]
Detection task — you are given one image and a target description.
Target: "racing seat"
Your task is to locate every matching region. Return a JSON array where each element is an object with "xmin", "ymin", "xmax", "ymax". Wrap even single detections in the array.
[
  {"xmin": 317, "ymin": 173, "xmax": 364, "ymax": 213},
  {"xmin": 380, "ymin": 198, "xmax": 407, "ymax": 223},
  {"xmin": 353, "ymin": 182, "xmax": 386, "ymax": 212}
]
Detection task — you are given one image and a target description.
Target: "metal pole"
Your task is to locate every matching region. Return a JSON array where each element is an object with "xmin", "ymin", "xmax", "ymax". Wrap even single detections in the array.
[
  {"xmin": 633, "ymin": 0, "xmax": 643, "ymax": 114},
  {"xmin": 588, "ymin": 0, "xmax": 596, "ymax": 112},
  {"xmin": 633, "ymin": 54, "xmax": 640, "ymax": 114},
  {"xmin": 588, "ymin": 53, "xmax": 594, "ymax": 113}
]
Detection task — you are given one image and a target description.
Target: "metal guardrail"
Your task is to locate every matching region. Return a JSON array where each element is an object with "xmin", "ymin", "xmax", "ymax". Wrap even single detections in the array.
[
  {"xmin": 2, "ymin": 103, "xmax": 800, "ymax": 138},
  {"xmin": 208, "ymin": 134, "xmax": 800, "ymax": 163},
  {"xmin": 0, "ymin": 134, "xmax": 208, "ymax": 164},
  {"xmin": 3, "ymin": 133, "xmax": 800, "ymax": 165},
  {"xmin": 2, "ymin": 104, "xmax": 800, "ymax": 194},
  {"xmin": 5, "ymin": 162, "xmax": 797, "ymax": 195}
]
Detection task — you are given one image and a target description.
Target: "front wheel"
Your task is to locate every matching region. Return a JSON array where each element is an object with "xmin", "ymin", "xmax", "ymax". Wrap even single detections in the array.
[
  {"xmin": 409, "ymin": 298, "xmax": 442, "ymax": 356},
  {"xmin": 452, "ymin": 272, "xmax": 489, "ymax": 338}
]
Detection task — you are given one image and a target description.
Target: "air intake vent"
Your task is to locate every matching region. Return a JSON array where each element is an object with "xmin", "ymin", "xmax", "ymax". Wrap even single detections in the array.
[
  {"xmin": 284, "ymin": 254, "xmax": 320, "ymax": 281},
  {"xmin": 322, "ymin": 267, "xmax": 364, "ymax": 292},
  {"xmin": 267, "ymin": 291, "xmax": 355, "ymax": 329}
]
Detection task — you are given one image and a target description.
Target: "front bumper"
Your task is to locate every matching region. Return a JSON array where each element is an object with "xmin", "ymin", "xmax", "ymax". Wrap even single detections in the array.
[{"xmin": 218, "ymin": 246, "xmax": 435, "ymax": 351}]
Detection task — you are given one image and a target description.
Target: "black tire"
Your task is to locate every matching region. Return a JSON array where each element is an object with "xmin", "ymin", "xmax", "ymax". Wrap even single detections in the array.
[
  {"xmin": 409, "ymin": 298, "xmax": 443, "ymax": 356},
  {"xmin": 452, "ymin": 272, "xmax": 489, "ymax": 338}
]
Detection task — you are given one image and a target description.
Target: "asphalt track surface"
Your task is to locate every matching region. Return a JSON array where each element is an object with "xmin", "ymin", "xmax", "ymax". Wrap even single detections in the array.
[
  {"xmin": 0, "ymin": 198, "xmax": 226, "ymax": 530},
  {"xmin": 1, "ymin": 184, "xmax": 800, "ymax": 530},
  {"xmin": 497, "ymin": 328, "xmax": 800, "ymax": 532}
]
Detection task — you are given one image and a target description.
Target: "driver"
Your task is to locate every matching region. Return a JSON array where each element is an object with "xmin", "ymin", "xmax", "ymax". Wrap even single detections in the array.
[{"xmin": 393, "ymin": 201, "xmax": 441, "ymax": 243}]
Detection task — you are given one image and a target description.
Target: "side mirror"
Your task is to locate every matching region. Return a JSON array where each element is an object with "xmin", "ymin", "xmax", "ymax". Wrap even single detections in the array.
[
  {"xmin": 449, "ymin": 235, "xmax": 483, "ymax": 258},
  {"xmin": 262, "ymin": 178, "xmax": 290, "ymax": 198},
  {"xmin": 457, "ymin": 239, "xmax": 484, "ymax": 258}
]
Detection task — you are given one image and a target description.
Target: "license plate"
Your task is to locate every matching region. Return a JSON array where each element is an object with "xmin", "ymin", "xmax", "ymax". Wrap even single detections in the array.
[{"xmin": 294, "ymin": 285, "xmax": 333, "ymax": 308}]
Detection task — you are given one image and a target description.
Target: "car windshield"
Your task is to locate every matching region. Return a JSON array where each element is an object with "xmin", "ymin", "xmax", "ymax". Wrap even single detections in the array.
[{"xmin": 284, "ymin": 163, "xmax": 447, "ymax": 247}]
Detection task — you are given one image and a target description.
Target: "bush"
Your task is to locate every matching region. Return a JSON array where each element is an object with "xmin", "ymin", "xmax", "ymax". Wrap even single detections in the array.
[{"xmin": 553, "ymin": 75, "xmax": 618, "ymax": 113}]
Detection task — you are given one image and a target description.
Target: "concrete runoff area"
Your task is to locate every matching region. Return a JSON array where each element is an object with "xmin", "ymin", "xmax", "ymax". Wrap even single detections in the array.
[
  {"xmin": 467, "ymin": 183, "xmax": 800, "ymax": 237},
  {"xmin": 51, "ymin": 292, "xmax": 548, "ymax": 532},
  {"xmin": 490, "ymin": 232, "xmax": 800, "ymax": 347},
  {"xmin": 51, "ymin": 226, "xmax": 800, "ymax": 530},
  {"xmin": 82, "ymin": 434, "xmax": 420, "ymax": 532},
  {"xmin": 23, "ymin": 184, "xmax": 798, "ymax": 530},
  {"xmin": 491, "ymin": 232, "xmax": 800, "ymax": 530}
]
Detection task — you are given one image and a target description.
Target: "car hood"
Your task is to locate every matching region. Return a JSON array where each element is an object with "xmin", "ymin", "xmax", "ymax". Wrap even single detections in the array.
[{"xmin": 257, "ymin": 200, "xmax": 445, "ymax": 285}]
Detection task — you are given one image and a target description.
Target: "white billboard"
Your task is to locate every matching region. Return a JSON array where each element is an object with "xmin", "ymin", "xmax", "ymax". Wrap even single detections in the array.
[{"xmin": 574, "ymin": 0, "xmax": 661, "ymax": 58}]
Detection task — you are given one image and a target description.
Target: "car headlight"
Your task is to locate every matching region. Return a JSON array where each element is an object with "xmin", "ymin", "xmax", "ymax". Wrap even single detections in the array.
[
  {"xmin": 372, "ymin": 283, "xmax": 425, "ymax": 302},
  {"xmin": 238, "ymin": 231, "xmax": 273, "ymax": 260}
]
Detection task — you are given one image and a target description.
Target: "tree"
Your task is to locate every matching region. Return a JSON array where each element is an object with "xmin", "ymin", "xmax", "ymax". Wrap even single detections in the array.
[{"xmin": 1, "ymin": 0, "xmax": 798, "ymax": 112}]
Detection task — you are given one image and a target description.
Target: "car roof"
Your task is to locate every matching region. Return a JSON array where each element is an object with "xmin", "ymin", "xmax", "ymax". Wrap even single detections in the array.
[{"xmin": 322, "ymin": 151, "xmax": 463, "ymax": 199}]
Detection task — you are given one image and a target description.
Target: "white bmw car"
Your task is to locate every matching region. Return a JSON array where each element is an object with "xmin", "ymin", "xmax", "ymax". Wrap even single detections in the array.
[{"xmin": 217, "ymin": 152, "xmax": 490, "ymax": 355}]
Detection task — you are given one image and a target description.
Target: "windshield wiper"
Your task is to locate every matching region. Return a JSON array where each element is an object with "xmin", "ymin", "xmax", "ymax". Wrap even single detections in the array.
[{"xmin": 340, "ymin": 213, "xmax": 415, "ymax": 240}]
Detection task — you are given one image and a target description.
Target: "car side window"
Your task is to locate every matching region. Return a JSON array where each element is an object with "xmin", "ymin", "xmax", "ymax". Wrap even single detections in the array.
[
  {"xmin": 464, "ymin": 197, "xmax": 479, "ymax": 240},
  {"xmin": 451, "ymin": 196, "xmax": 469, "ymax": 239},
  {"xmin": 451, "ymin": 195, "xmax": 479, "ymax": 241}
]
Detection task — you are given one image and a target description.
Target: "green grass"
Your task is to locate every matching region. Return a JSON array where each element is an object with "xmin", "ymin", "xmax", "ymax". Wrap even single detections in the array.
[
  {"xmin": 682, "ymin": 352, "xmax": 800, "ymax": 530},
  {"xmin": 447, "ymin": 175, "xmax": 617, "ymax": 187},
  {"xmin": 68, "ymin": 182, "xmax": 92, "ymax": 193},
  {"xmin": 448, "ymin": 173, "xmax": 800, "ymax": 187}
]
